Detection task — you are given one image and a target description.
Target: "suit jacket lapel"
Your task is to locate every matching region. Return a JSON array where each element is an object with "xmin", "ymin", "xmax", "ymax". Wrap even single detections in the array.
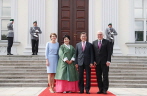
[
  {"xmin": 80, "ymin": 42, "xmax": 83, "ymax": 52},
  {"xmin": 95, "ymin": 40, "xmax": 100, "ymax": 53},
  {"xmin": 84, "ymin": 42, "xmax": 87, "ymax": 52}
]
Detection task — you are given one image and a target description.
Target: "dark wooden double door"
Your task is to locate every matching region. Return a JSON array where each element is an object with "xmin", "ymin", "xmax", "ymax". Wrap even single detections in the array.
[{"xmin": 58, "ymin": 0, "xmax": 89, "ymax": 47}]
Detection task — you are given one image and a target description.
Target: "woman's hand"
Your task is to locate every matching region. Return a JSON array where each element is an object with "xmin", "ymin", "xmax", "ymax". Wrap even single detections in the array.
[
  {"xmin": 69, "ymin": 60, "xmax": 73, "ymax": 64},
  {"xmin": 65, "ymin": 60, "xmax": 70, "ymax": 64},
  {"xmin": 46, "ymin": 60, "xmax": 49, "ymax": 66}
]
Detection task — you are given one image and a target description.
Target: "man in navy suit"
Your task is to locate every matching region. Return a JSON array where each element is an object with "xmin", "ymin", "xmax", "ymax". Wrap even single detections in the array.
[{"xmin": 75, "ymin": 32, "xmax": 94, "ymax": 94}]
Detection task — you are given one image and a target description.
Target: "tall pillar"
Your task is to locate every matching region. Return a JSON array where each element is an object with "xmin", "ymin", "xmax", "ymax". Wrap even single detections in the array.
[{"xmin": 102, "ymin": 0, "xmax": 122, "ymax": 55}]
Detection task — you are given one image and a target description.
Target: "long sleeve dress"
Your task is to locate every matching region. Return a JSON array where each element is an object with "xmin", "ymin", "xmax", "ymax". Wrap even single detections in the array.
[
  {"xmin": 45, "ymin": 42, "xmax": 59, "ymax": 73},
  {"xmin": 55, "ymin": 44, "xmax": 79, "ymax": 92}
]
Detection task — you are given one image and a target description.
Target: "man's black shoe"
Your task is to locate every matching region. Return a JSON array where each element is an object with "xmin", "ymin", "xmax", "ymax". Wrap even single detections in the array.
[
  {"xmin": 7, "ymin": 53, "xmax": 13, "ymax": 55},
  {"xmin": 32, "ymin": 53, "xmax": 35, "ymax": 55},
  {"xmin": 79, "ymin": 91, "xmax": 84, "ymax": 94},
  {"xmin": 86, "ymin": 91, "xmax": 90, "ymax": 94},
  {"xmin": 97, "ymin": 91, "xmax": 103, "ymax": 94},
  {"xmin": 103, "ymin": 91, "xmax": 107, "ymax": 94}
]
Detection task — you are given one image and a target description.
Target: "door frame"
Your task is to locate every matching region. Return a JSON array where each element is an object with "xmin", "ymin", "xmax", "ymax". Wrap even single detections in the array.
[{"xmin": 51, "ymin": 0, "xmax": 95, "ymax": 43}]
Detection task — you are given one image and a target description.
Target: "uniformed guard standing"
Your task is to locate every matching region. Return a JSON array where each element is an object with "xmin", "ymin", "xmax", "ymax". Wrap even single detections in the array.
[
  {"xmin": 7, "ymin": 19, "xmax": 14, "ymax": 55},
  {"xmin": 105, "ymin": 23, "xmax": 118, "ymax": 55},
  {"xmin": 30, "ymin": 21, "xmax": 42, "ymax": 55}
]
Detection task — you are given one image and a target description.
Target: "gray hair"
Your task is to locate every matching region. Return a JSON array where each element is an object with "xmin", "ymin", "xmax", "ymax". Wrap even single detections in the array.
[{"xmin": 97, "ymin": 30, "xmax": 105, "ymax": 35}]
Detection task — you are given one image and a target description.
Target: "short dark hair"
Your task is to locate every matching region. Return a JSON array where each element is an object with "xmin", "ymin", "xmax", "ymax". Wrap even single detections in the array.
[
  {"xmin": 80, "ymin": 32, "xmax": 87, "ymax": 36},
  {"xmin": 63, "ymin": 35, "xmax": 70, "ymax": 40}
]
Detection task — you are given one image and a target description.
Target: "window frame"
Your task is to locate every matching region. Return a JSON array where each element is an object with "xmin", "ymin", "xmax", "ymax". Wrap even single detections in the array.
[
  {"xmin": 0, "ymin": 0, "xmax": 11, "ymax": 40},
  {"xmin": 134, "ymin": 0, "xmax": 147, "ymax": 42}
]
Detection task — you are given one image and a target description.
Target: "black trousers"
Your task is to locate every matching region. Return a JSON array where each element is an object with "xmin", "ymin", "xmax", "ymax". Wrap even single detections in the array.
[
  {"xmin": 78, "ymin": 63, "xmax": 91, "ymax": 92},
  {"xmin": 95, "ymin": 62, "xmax": 109, "ymax": 91},
  {"xmin": 110, "ymin": 42, "xmax": 114, "ymax": 55},
  {"xmin": 7, "ymin": 37, "xmax": 14, "ymax": 54},
  {"xmin": 31, "ymin": 39, "xmax": 39, "ymax": 54}
]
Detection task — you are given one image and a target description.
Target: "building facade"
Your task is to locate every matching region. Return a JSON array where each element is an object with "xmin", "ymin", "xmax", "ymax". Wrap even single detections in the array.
[{"xmin": 0, "ymin": 0, "xmax": 147, "ymax": 56}]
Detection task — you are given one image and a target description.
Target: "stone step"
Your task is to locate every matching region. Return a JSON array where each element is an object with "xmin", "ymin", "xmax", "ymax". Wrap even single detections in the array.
[
  {"xmin": 1, "ymin": 66, "xmax": 147, "ymax": 69},
  {"xmin": 0, "ymin": 69, "xmax": 47, "ymax": 72},
  {"xmin": 109, "ymin": 83, "xmax": 147, "ymax": 88},
  {"xmin": 111, "ymin": 63, "xmax": 147, "ymax": 67},
  {"xmin": 0, "ymin": 55, "xmax": 146, "ymax": 58},
  {"xmin": 1, "ymin": 63, "xmax": 147, "ymax": 67},
  {"xmin": 0, "ymin": 66, "xmax": 46, "ymax": 69},
  {"xmin": 0, "ymin": 82, "xmax": 147, "ymax": 87},
  {"xmin": 0, "ymin": 62, "xmax": 45, "ymax": 64},
  {"xmin": 1, "ymin": 69, "xmax": 147, "ymax": 73},
  {"xmin": 0, "ymin": 71, "xmax": 147, "ymax": 76},
  {"xmin": 0, "ymin": 79, "xmax": 147, "ymax": 84},
  {"xmin": 0, "ymin": 73, "xmax": 147, "ymax": 81},
  {"xmin": 0, "ymin": 83, "xmax": 48, "ymax": 87},
  {"xmin": 0, "ymin": 64, "xmax": 46, "ymax": 67},
  {"xmin": 110, "ymin": 67, "xmax": 147, "ymax": 70},
  {"xmin": 1, "ymin": 59, "xmax": 147, "ymax": 62}
]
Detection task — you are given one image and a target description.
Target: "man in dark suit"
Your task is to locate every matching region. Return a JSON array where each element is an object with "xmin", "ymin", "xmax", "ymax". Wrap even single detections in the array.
[
  {"xmin": 75, "ymin": 32, "xmax": 94, "ymax": 94},
  {"xmin": 92, "ymin": 31, "xmax": 111, "ymax": 94}
]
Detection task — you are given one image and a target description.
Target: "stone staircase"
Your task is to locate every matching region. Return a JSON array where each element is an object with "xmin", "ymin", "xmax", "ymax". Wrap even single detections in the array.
[{"xmin": 0, "ymin": 55, "xmax": 147, "ymax": 88}]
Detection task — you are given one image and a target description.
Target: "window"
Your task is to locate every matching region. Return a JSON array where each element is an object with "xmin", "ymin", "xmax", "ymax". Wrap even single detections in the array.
[
  {"xmin": 134, "ymin": 0, "xmax": 147, "ymax": 41},
  {"xmin": 0, "ymin": 0, "xmax": 11, "ymax": 40}
]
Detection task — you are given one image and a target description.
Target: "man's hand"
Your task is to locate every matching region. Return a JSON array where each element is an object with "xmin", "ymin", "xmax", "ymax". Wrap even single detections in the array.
[
  {"xmin": 106, "ymin": 62, "xmax": 110, "ymax": 66},
  {"xmin": 90, "ymin": 63, "xmax": 93, "ymax": 68},
  {"xmin": 94, "ymin": 62, "xmax": 97, "ymax": 66}
]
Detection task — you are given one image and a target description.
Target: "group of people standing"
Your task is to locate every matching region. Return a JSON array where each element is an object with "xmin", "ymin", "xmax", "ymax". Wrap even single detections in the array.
[
  {"xmin": 45, "ymin": 24, "xmax": 117, "ymax": 94},
  {"xmin": 6, "ymin": 19, "xmax": 117, "ymax": 94}
]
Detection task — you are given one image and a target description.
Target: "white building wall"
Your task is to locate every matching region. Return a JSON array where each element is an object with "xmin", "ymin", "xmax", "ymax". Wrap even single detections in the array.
[{"xmin": 1, "ymin": 0, "xmax": 146, "ymax": 56}]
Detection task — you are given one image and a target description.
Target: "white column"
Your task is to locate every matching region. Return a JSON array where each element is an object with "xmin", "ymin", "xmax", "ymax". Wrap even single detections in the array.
[
  {"xmin": 11, "ymin": 0, "xmax": 18, "ymax": 42},
  {"xmin": 126, "ymin": 0, "xmax": 136, "ymax": 55},
  {"xmin": 51, "ymin": 0, "xmax": 58, "ymax": 37},
  {"xmin": 129, "ymin": 0, "xmax": 135, "ymax": 42},
  {"xmin": 89, "ymin": 0, "xmax": 95, "ymax": 43},
  {"xmin": 102, "ymin": 0, "xmax": 122, "ymax": 55},
  {"xmin": 24, "ymin": 0, "xmax": 46, "ymax": 55}
]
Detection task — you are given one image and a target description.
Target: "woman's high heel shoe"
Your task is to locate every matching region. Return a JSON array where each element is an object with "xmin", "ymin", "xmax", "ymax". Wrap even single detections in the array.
[{"xmin": 49, "ymin": 88, "xmax": 54, "ymax": 93}]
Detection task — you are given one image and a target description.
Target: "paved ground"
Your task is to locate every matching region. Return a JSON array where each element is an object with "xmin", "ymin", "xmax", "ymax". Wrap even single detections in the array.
[{"xmin": 0, "ymin": 87, "xmax": 146, "ymax": 96}]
